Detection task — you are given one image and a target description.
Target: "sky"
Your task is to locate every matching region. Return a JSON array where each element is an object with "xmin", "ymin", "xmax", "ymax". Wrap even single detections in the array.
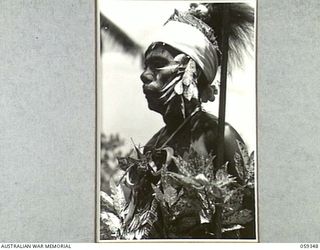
[{"xmin": 99, "ymin": 0, "xmax": 256, "ymax": 153}]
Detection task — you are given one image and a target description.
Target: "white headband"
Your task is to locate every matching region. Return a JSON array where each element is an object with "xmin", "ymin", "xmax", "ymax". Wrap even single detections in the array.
[{"xmin": 150, "ymin": 21, "xmax": 219, "ymax": 84}]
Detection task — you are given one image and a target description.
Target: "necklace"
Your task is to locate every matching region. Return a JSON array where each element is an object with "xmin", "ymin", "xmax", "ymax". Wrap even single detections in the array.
[{"xmin": 157, "ymin": 107, "xmax": 200, "ymax": 150}]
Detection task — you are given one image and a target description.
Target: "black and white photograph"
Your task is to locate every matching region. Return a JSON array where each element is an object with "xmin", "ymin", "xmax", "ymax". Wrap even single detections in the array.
[{"xmin": 98, "ymin": 0, "xmax": 257, "ymax": 241}]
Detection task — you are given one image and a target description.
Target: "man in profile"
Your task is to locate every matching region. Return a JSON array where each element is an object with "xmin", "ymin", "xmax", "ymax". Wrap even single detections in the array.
[{"xmin": 124, "ymin": 3, "xmax": 255, "ymax": 239}]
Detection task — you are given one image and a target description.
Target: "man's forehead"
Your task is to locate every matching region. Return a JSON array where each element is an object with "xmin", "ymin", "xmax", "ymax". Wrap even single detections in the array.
[{"xmin": 145, "ymin": 46, "xmax": 175, "ymax": 61}]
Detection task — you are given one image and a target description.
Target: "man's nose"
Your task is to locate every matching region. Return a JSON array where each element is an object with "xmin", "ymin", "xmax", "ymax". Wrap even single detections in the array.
[{"xmin": 140, "ymin": 70, "xmax": 153, "ymax": 85}]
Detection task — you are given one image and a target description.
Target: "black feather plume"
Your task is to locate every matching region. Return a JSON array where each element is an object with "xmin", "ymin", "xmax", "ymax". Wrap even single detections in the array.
[{"xmin": 191, "ymin": 3, "xmax": 255, "ymax": 69}]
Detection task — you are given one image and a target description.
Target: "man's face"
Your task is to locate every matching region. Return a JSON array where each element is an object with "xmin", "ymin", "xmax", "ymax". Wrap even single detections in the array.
[{"xmin": 140, "ymin": 45, "xmax": 178, "ymax": 114}]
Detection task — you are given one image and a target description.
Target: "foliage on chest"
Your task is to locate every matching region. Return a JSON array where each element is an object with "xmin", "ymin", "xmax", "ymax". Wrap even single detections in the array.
[{"xmin": 100, "ymin": 140, "xmax": 255, "ymax": 239}]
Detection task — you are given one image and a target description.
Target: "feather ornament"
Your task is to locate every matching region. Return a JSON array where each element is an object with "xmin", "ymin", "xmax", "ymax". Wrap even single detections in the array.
[{"xmin": 190, "ymin": 3, "xmax": 254, "ymax": 69}]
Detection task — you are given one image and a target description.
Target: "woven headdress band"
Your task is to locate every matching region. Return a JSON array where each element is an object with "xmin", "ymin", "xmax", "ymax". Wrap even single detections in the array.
[{"xmin": 148, "ymin": 11, "xmax": 219, "ymax": 84}]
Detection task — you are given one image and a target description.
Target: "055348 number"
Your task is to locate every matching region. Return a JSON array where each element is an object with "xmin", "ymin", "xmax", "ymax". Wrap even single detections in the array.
[{"xmin": 300, "ymin": 244, "xmax": 319, "ymax": 248}]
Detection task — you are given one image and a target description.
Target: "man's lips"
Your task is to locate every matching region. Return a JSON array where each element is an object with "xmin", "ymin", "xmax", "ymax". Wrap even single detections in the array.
[{"xmin": 143, "ymin": 88, "xmax": 160, "ymax": 100}]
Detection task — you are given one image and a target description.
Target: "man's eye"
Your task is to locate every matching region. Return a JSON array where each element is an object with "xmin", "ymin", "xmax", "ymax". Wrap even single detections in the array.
[{"xmin": 150, "ymin": 59, "xmax": 168, "ymax": 69}]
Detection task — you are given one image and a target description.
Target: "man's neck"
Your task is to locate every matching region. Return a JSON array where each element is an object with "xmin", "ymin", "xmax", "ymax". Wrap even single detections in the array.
[{"xmin": 161, "ymin": 97, "xmax": 200, "ymax": 132}]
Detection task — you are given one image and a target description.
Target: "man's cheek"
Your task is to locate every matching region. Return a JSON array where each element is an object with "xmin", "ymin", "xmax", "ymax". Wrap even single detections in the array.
[
  {"xmin": 144, "ymin": 81, "xmax": 163, "ymax": 92},
  {"xmin": 156, "ymin": 74, "xmax": 172, "ymax": 89}
]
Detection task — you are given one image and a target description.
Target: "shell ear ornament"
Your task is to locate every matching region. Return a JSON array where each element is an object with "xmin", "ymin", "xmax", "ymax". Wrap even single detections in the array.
[{"xmin": 200, "ymin": 84, "xmax": 218, "ymax": 103}]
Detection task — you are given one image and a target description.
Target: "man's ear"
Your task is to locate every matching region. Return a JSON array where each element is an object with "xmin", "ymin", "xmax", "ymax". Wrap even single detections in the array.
[{"xmin": 196, "ymin": 71, "xmax": 208, "ymax": 96}]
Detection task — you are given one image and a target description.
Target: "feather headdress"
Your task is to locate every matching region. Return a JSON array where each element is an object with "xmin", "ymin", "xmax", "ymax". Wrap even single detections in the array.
[
  {"xmin": 147, "ymin": 3, "xmax": 254, "ymax": 104},
  {"xmin": 171, "ymin": 3, "xmax": 255, "ymax": 70}
]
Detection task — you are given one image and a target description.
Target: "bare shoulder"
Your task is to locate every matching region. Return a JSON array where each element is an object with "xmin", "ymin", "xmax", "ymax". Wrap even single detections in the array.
[
  {"xmin": 193, "ymin": 111, "xmax": 243, "ymax": 141},
  {"xmin": 191, "ymin": 111, "xmax": 244, "ymax": 156}
]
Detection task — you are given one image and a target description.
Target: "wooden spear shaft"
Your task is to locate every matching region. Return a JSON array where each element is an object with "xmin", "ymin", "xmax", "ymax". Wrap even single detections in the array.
[
  {"xmin": 213, "ymin": 3, "xmax": 230, "ymax": 239},
  {"xmin": 217, "ymin": 4, "xmax": 230, "ymax": 171}
]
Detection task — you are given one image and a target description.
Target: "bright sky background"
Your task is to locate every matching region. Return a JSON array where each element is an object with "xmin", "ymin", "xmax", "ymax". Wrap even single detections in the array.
[{"xmin": 100, "ymin": 0, "xmax": 256, "ymax": 153}]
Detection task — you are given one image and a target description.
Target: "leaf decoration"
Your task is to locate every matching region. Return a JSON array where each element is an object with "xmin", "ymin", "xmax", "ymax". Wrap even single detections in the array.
[
  {"xmin": 182, "ymin": 59, "xmax": 199, "ymax": 101},
  {"xmin": 117, "ymin": 157, "xmax": 138, "ymax": 171},
  {"xmin": 100, "ymin": 191, "xmax": 115, "ymax": 213},
  {"xmin": 180, "ymin": 95, "xmax": 186, "ymax": 119},
  {"xmin": 246, "ymin": 151, "xmax": 255, "ymax": 188},
  {"xmin": 110, "ymin": 179, "xmax": 126, "ymax": 218},
  {"xmin": 206, "ymin": 185, "xmax": 223, "ymax": 200},
  {"xmin": 100, "ymin": 211, "xmax": 121, "ymax": 238},
  {"xmin": 222, "ymin": 224, "xmax": 244, "ymax": 233},
  {"xmin": 172, "ymin": 155, "xmax": 195, "ymax": 177},
  {"xmin": 163, "ymin": 185, "xmax": 178, "ymax": 207},
  {"xmin": 182, "ymin": 59, "xmax": 197, "ymax": 87},
  {"xmin": 234, "ymin": 152, "xmax": 245, "ymax": 181},
  {"xmin": 151, "ymin": 183, "xmax": 166, "ymax": 208},
  {"xmin": 236, "ymin": 140, "xmax": 250, "ymax": 167},
  {"xmin": 249, "ymin": 151, "xmax": 255, "ymax": 168},
  {"xmin": 166, "ymin": 172, "xmax": 203, "ymax": 190},
  {"xmin": 215, "ymin": 163, "xmax": 237, "ymax": 187},
  {"xmin": 204, "ymin": 156, "xmax": 215, "ymax": 182},
  {"xmin": 133, "ymin": 143, "xmax": 144, "ymax": 160},
  {"xmin": 194, "ymin": 173, "xmax": 210, "ymax": 185},
  {"xmin": 123, "ymin": 190, "xmax": 137, "ymax": 225},
  {"xmin": 235, "ymin": 140, "xmax": 255, "ymax": 188},
  {"xmin": 183, "ymin": 83, "xmax": 193, "ymax": 100},
  {"xmin": 102, "ymin": 143, "xmax": 255, "ymax": 239},
  {"xmin": 123, "ymin": 198, "xmax": 159, "ymax": 239},
  {"xmin": 162, "ymin": 146, "xmax": 174, "ymax": 167},
  {"xmin": 222, "ymin": 209, "xmax": 253, "ymax": 226},
  {"xmin": 223, "ymin": 189, "xmax": 244, "ymax": 216},
  {"xmin": 174, "ymin": 81, "xmax": 184, "ymax": 95},
  {"xmin": 141, "ymin": 198, "xmax": 159, "ymax": 239},
  {"xmin": 199, "ymin": 208, "xmax": 212, "ymax": 224}
]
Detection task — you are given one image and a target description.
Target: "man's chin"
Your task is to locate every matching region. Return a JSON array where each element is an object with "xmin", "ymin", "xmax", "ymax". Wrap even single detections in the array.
[{"xmin": 146, "ymin": 101, "xmax": 164, "ymax": 114}]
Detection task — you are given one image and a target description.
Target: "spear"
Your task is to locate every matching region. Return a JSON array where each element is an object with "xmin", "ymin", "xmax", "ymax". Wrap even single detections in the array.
[
  {"xmin": 216, "ymin": 5, "xmax": 230, "ymax": 171},
  {"xmin": 213, "ymin": 3, "xmax": 230, "ymax": 239}
]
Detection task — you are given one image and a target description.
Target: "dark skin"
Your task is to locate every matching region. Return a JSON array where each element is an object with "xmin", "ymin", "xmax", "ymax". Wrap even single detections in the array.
[
  {"xmin": 139, "ymin": 44, "xmax": 255, "ymax": 239},
  {"xmin": 140, "ymin": 44, "xmax": 243, "ymax": 176}
]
